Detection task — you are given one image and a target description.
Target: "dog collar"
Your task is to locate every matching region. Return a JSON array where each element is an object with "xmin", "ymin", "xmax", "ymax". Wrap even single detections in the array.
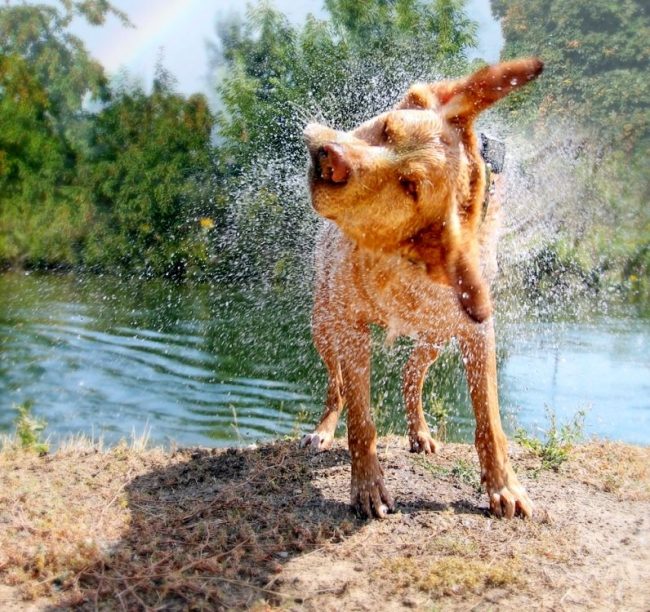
[{"xmin": 480, "ymin": 133, "xmax": 505, "ymax": 174}]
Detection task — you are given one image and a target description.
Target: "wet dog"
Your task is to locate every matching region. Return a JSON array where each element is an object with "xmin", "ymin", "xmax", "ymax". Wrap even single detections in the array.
[{"xmin": 301, "ymin": 59, "xmax": 543, "ymax": 519}]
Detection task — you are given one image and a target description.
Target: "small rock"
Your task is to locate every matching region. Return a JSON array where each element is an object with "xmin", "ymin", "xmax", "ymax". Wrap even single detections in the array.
[{"xmin": 485, "ymin": 588, "xmax": 508, "ymax": 603}]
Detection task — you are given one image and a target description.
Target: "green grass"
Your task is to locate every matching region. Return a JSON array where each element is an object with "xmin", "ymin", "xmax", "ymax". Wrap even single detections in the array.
[
  {"xmin": 12, "ymin": 401, "xmax": 49, "ymax": 454},
  {"xmin": 515, "ymin": 408, "xmax": 586, "ymax": 472},
  {"xmin": 411, "ymin": 455, "xmax": 482, "ymax": 493}
]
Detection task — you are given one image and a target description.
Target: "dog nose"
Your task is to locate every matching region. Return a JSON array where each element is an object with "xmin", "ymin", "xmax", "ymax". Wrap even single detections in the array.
[{"xmin": 317, "ymin": 143, "xmax": 350, "ymax": 184}]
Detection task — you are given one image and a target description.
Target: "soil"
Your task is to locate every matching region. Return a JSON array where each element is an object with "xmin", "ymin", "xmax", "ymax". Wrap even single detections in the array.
[{"xmin": 0, "ymin": 436, "xmax": 648, "ymax": 611}]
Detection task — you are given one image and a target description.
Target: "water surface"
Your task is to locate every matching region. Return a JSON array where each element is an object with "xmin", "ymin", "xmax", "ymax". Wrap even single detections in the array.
[{"xmin": 1, "ymin": 273, "xmax": 648, "ymax": 447}]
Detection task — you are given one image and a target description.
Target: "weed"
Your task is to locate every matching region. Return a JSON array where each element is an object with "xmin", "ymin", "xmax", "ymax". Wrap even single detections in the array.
[
  {"xmin": 13, "ymin": 401, "xmax": 49, "ymax": 454},
  {"xmin": 450, "ymin": 459, "xmax": 482, "ymax": 493},
  {"xmin": 289, "ymin": 404, "xmax": 312, "ymax": 439},
  {"xmin": 411, "ymin": 454, "xmax": 449, "ymax": 479},
  {"xmin": 411, "ymin": 455, "xmax": 481, "ymax": 493},
  {"xmin": 515, "ymin": 407, "xmax": 586, "ymax": 472},
  {"xmin": 382, "ymin": 555, "xmax": 522, "ymax": 596},
  {"xmin": 427, "ymin": 398, "xmax": 449, "ymax": 442}
]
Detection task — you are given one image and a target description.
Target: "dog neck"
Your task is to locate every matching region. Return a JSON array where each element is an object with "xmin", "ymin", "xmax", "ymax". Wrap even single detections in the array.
[{"xmin": 397, "ymin": 124, "xmax": 487, "ymax": 286}]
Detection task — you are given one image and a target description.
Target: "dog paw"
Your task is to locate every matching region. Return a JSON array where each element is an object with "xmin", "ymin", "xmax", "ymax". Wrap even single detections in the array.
[
  {"xmin": 409, "ymin": 430, "xmax": 441, "ymax": 454},
  {"xmin": 484, "ymin": 468, "xmax": 533, "ymax": 519},
  {"xmin": 351, "ymin": 455, "xmax": 395, "ymax": 519},
  {"xmin": 299, "ymin": 431, "xmax": 334, "ymax": 452}
]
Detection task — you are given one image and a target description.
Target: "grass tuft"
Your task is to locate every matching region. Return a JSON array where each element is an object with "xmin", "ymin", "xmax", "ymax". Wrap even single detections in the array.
[
  {"xmin": 383, "ymin": 555, "xmax": 522, "ymax": 597},
  {"xmin": 3, "ymin": 402, "xmax": 50, "ymax": 455},
  {"xmin": 515, "ymin": 408, "xmax": 586, "ymax": 472},
  {"xmin": 411, "ymin": 455, "xmax": 482, "ymax": 493}
]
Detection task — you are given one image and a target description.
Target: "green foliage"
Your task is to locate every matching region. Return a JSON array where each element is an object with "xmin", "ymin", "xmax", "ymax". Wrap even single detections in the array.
[
  {"xmin": 14, "ymin": 401, "xmax": 49, "ymax": 454},
  {"xmin": 428, "ymin": 398, "xmax": 450, "ymax": 442},
  {"xmin": 411, "ymin": 455, "xmax": 481, "ymax": 492},
  {"xmin": 0, "ymin": 2, "xmax": 217, "ymax": 277},
  {"xmin": 515, "ymin": 408, "xmax": 586, "ymax": 472},
  {"xmin": 80, "ymin": 68, "xmax": 216, "ymax": 278},
  {"xmin": 450, "ymin": 458, "xmax": 482, "ymax": 492},
  {"xmin": 214, "ymin": 0, "xmax": 477, "ymax": 167},
  {"xmin": 0, "ymin": 1, "xmax": 112, "ymax": 269},
  {"xmin": 492, "ymin": 0, "xmax": 649, "ymax": 151},
  {"xmin": 2, "ymin": 0, "xmax": 645, "ymax": 299},
  {"xmin": 0, "ymin": 2, "xmax": 114, "ymax": 123},
  {"xmin": 490, "ymin": 0, "xmax": 650, "ymax": 308}
]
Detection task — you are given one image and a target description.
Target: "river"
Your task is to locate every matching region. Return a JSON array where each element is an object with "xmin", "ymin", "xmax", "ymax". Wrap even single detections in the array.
[{"xmin": 1, "ymin": 272, "xmax": 648, "ymax": 447}]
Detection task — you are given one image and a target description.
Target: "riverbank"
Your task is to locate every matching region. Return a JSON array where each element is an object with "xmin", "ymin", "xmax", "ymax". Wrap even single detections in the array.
[{"xmin": 1, "ymin": 436, "xmax": 648, "ymax": 610}]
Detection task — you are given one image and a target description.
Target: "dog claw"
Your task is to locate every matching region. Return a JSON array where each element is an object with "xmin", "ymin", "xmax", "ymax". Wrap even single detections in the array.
[
  {"xmin": 353, "ymin": 483, "xmax": 394, "ymax": 519},
  {"xmin": 299, "ymin": 431, "xmax": 333, "ymax": 452},
  {"xmin": 485, "ymin": 470, "xmax": 533, "ymax": 519},
  {"xmin": 351, "ymin": 456, "xmax": 395, "ymax": 519},
  {"xmin": 409, "ymin": 430, "xmax": 441, "ymax": 454}
]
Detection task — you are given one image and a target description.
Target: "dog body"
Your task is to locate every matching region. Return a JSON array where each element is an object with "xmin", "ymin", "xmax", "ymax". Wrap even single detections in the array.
[
  {"xmin": 315, "ymin": 221, "xmax": 476, "ymax": 345},
  {"xmin": 301, "ymin": 59, "xmax": 543, "ymax": 519}
]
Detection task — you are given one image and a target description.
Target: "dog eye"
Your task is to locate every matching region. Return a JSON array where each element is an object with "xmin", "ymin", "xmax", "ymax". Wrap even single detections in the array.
[
  {"xmin": 382, "ymin": 121, "xmax": 394, "ymax": 145},
  {"xmin": 399, "ymin": 177, "xmax": 418, "ymax": 198}
]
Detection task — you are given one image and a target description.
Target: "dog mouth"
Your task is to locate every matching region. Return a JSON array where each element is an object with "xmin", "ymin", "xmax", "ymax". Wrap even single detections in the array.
[{"xmin": 309, "ymin": 143, "xmax": 351, "ymax": 186}]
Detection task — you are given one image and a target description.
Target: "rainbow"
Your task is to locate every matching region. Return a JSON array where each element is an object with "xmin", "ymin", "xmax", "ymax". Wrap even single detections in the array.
[{"xmin": 93, "ymin": 0, "xmax": 204, "ymax": 75}]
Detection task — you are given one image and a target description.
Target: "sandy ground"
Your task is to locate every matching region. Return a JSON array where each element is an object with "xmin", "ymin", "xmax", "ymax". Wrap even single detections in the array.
[{"xmin": 0, "ymin": 436, "xmax": 649, "ymax": 610}]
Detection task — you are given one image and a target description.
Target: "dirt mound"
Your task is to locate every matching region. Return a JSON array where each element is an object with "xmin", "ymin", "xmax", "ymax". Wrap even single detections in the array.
[{"xmin": 1, "ymin": 437, "xmax": 648, "ymax": 610}]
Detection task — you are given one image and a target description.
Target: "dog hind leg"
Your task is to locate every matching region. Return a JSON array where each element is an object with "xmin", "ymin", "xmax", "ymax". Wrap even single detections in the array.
[
  {"xmin": 403, "ymin": 343, "xmax": 441, "ymax": 454},
  {"xmin": 300, "ymin": 293, "xmax": 345, "ymax": 452}
]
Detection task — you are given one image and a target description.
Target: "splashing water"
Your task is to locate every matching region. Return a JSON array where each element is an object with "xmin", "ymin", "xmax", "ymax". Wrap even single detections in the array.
[{"xmin": 1, "ymin": 54, "xmax": 648, "ymax": 448}]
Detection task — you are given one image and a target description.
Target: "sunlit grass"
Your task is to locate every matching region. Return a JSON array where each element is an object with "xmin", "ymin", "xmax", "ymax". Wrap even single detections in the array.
[{"xmin": 515, "ymin": 407, "xmax": 586, "ymax": 473}]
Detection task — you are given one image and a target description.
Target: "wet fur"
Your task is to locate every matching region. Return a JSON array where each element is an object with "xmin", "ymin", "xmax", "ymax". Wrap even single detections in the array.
[{"xmin": 302, "ymin": 59, "xmax": 543, "ymax": 519}]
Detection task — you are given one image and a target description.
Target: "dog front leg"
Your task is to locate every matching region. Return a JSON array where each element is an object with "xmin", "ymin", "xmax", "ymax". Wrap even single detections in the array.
[
  {"xmin": 458, "ymin": 322, "xmax": 533, "ymax": 518},
  {"xmin": 341, "ymin": 323, "xmax": 394, "ymax": 519}
]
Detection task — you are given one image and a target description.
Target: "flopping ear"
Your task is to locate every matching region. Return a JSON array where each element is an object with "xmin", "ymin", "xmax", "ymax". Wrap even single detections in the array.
[
  {"xmin": 447, "ymin": 248, "xmax": 492, "ymax": 323},
  {"xmin": 396, "ymin": 58, "xmax": 544, "ymax": 120},
  {"xmin": 439, "ymin": 216, "xmax": 492, "ymax": 323}
]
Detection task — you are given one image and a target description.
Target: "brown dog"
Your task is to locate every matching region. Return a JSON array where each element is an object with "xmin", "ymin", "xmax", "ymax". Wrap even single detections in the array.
[{"xmin": 301, "ymin": 59, "xmax": 543, "ymax": 519}]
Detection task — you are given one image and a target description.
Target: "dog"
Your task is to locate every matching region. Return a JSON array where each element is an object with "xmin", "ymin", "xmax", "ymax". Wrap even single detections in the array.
[{"xmin": 301, "ymin": 58, "xmax": 543, "ymax": 519}]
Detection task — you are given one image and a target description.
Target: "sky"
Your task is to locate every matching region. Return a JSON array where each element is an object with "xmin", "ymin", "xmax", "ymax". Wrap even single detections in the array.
[{"xmin": 65, "ymin": 0, "xmax": 504, "ymax": 97}]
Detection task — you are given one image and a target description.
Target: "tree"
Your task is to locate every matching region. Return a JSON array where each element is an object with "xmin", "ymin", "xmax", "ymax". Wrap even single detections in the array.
[
  {"xmin": 491, "ymin": 0, "xmax": 650, "ymax": 304},
  {"xmin": 214, "ymin": 0, "xmax": 477, "ymax": 168},
  {"xmin": 80, "ymin": 67, "xmax": 216, "ymax": 278},
  {"xmin": 0, "ymin": 1, "xmax": 124, "ymax": 268},
  {"xmin": 492, "ymin": 0, "xmax": 650, "ymax": 152},
  {"xmin": 0, "ymin": 2, "xmax": 217, "ymax": 277}
]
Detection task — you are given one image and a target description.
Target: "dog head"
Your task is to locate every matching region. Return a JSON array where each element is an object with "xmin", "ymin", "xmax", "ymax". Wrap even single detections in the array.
[{"xmin": 304, "ymin": 58, "xmax": 543, "ymax": 322}]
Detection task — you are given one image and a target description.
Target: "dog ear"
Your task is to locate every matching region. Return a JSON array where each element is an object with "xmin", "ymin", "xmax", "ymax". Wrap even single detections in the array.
[
  {"xmin": 446, "ymin": 248, "xmax": 492, "ymax": 323},
  {"xmin": 439, "ymin": 217, "xmax": 492, "ymax": 323},
  {"xmin": 394, "ymin": 83, "xmax": 438, "ymax": 110},
  {"xmin": 434, "ymin": 58, "xmax": 544, "ymax": 121},
  {"xmin": 395, "ymin": 58, "xmax": 543, "ymax": 119}
]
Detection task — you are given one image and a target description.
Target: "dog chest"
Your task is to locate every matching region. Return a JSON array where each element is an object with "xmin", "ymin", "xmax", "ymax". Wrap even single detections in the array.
[{"xmin": 357, "ymin": 250, "xmax": 465, "ymax": 342}]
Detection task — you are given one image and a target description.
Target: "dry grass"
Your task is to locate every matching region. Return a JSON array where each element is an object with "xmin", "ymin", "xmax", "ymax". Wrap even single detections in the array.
[
  {"xmin": 0, "ymin": 438, "xmax": 349, "ymax": 609},
  {"xmin": 0, "ymin": 436, "xmax": 649, "ymax": 610},
  {"xmin": 565, "ymin": 441, "xmax": 650, "ymax": 500},
  {"xmin": 378, "ymin": 527, "xmax": 524, "ymax": 598},
  {"xmin": 382, "ymin": 555, "xmax": 523, "ymax": 597}
]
